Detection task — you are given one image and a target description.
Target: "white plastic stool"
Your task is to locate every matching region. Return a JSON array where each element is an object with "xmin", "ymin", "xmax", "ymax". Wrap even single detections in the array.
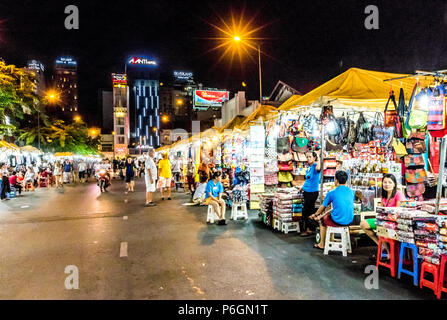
[
  {"xmin": 206, "ymin": 204, "xmax": 220, "ymax": 224},
  {"xmin": 231, "ymin": 202, "xmax": 248, "ymax": 220},
  {"xmin": 324, "ymin": 226, "xmax": 352, "ymax": 257},
  {"xmin": 281, "ymin": 222, "xmax": 300, "ymax": 234}
]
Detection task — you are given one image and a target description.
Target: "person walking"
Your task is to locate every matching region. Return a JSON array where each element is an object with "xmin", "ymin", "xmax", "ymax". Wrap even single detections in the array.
[
  {"xmin": 158, "ymin": 152, "xmax": 172, "ymax": 200},
  {"xmin": 172, "ymin": 155, "xmax": 182, "ymax": 192},
  {"xmin": 63, "ymin": 160, "xmax": 71, "ymax": 184},
  {"xmin": 125, "ymin": 157, "xmax": 136, "ymax": 193},
  {"xmin": 78, "ymin": 160, "xmax": 87, "ymax": 183},
  {"xmin": 186, "ymin": 158, "xmax": 196, "ymax": 196},
  {"xmin": 144, "ymin": 148, "xmax": 157, "ymax": 206},
  {"xmin": 71, "ymin": 160, "xmax": 79, "ymax": 183},
  {"xmin": 53, "ymin": 161, "xmax": 63, "ymax": 188}
]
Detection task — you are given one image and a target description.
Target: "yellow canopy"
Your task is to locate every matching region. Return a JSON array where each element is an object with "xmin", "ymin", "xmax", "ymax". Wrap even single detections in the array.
[
  {"xmin": 0, "ymin": 140, "xmax": 19, "ymax": 150},
  {"xmin": 278, "ymin": 68, "xmax": 436, "ymax": 111},
  {"xmin": 54, "ymin": 152, "xmax": 73, "ymax": 157},
  {"xmin": 238, "ymin": 105, "xmax": 277, "ymax": 130}
]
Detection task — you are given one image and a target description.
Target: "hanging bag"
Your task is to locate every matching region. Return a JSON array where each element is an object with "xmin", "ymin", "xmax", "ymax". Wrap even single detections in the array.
[
  {"xmin": 407, "ymin": 83, "xmax": 428, "ymax": 129},
  {"xmin": 384, "ymin": 90, "xmax": 399, "ymax": 128},
  {"xmin": 357, "ymin": 112, "xmax": 371, "ymax": 143},
  {"xmin": 406, "ymin": 183, "xmax": 426, "ymax": 198},
  {"xmin": 405, "ymin": 168, "xmax": 427, "ymax": 184},
  {"xmin": 427, "ymin": 85, "xmax": 446, "ymax": 131}
]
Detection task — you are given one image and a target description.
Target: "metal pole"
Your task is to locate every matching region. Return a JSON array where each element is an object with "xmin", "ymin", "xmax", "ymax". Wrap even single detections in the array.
[
  {"xmin": 37, "ymin": 111, "xmax": 40, "ymax": 149},
  {"xmin": 318, "ymin": 121, "xmax": 325, "ymax": 204},
  {"xmin": 258, "ymin": 43, "xmax": 262, "ymax": 105},
  {"xmin": 435, "ymin": 137, "xmax": 447, "ymax": 214}
]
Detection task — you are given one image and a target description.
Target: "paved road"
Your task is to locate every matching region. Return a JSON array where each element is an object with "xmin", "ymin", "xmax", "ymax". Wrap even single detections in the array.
[{"xmin": 0, "ymin": 178, "xmax": 437, "ymax": 299}]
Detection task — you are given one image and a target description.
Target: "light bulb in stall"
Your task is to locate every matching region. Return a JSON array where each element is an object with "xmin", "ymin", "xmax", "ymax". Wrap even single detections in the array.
[{"xmin": 326, "ymin": 120, "xmax": 337, "ymax": 135}]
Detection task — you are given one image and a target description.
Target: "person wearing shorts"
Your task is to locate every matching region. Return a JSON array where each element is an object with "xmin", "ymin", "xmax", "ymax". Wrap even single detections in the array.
[
  {"xmin": 158, "ymin": 152, "xmax": 172, "ymax": 200},
  {"xmin": 144, "ymin": 148, "xmax": 157, "ymax": 206},
  {"xmin": 205, "ymin": 171, "xmax": 226, "ymax": 225},
  {"xmin": 310, "ymin": 170, "xmax": 354, "ymax": 250}
]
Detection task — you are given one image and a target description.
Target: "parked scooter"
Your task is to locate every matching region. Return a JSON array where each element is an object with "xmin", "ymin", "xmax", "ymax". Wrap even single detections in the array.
[{"xmin": 97, "ymin": 169, "xmax": 110, "ymax": 192}]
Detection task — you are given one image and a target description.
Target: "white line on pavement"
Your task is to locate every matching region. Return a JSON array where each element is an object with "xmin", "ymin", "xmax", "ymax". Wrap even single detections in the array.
[{"xmin": 120, "ymin": 242, "xmax": 128, "ymax": 257}]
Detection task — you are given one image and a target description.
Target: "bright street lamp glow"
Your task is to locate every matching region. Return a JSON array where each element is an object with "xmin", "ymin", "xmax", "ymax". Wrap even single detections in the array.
[{"xmin": 234, "ymin": 36, "xmax": 241, "ymax": 42}]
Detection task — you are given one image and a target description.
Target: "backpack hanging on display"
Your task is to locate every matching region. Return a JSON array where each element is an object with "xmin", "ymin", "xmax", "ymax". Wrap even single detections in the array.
[
  {"xmin": 347, "ymin": 118, "xmax": 357, "ymax": 145},
  {"xmin": 372, "ymin": 112, "xmax": 393, "ymax": 146},
  {"xmin": 427, "ymin": 84, "xmax": 446, "ymax": 131}
]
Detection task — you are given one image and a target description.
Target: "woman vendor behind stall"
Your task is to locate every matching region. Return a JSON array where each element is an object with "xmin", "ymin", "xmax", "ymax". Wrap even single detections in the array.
[
  {"xmin": 360, "ymin": 173, "xmax": 406, "ymax": 259},
  {"xmin": 300, "ymin": 151, "xmax": 321, "ymax": 237}
]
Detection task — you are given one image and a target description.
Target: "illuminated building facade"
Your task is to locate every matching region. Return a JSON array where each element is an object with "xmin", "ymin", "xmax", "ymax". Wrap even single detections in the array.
[
  {"xmin": 112, "ymin": 73, "xmax": 129, "ymax": 157},
  {"xmin": 126, "ymin": 56, "xmax": 160, "ymax": 151},
  {"xmin": 53, "ymin": 57, "xmax": 78, "ymax": 115}
]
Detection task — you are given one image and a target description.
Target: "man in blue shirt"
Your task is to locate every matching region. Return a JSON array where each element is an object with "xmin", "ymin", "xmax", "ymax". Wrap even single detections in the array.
[
  {"xmin": 205, "ymin": 171, "xmax": 226, "ymax": 225},
  {"xmin": 310, "ymin": 170, "xmax": 354, "ymax": 250}
]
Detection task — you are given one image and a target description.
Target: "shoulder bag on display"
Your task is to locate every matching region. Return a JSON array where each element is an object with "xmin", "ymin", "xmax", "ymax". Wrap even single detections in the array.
[
  {"xmin": 392, "ymin": 138, "xmax": 408, "ymax": 157},
  {"xmin": 277, "ymin": 137, "xmax": 290, "ymax": 154},
  {"xmin": 427, "ymin": 85, "xmax": 446, "ymax": 131},
  {"xmin": 384, "ymin": 91, "xmax": 399, "ymax": 128},
  {"xmin": 347, "ymin": 118, "xmax": 357, "ymax": 145},
  {"xmin": 394, "ymin": 88, "xmax": 406, "ymax": 138},
  {"xmin": 404, "ymin": 154, "xmax": 425, "ymax": 167},
  {"xmin": 357, "ymin": 112, "xmax": 371, "ymax": 144},
  {"xmin": 278, "ymin": 161, "xmax": 293, "ymax": 171},
  {"xmin": 278, "ymin": 171, "xmax": 293, "ymax": 183},
  {"xmin": 278, "ymin": 153, "xmax": 293, "ymax": 162},
  {"xmin": 406, "ymin": 183, "xmax": 426, "ymax": 198},
  {"xmin": 406, "ymin": 139, "xmax": 427, "ymax": 154},
  {"xmin": 291, "ymin": 136, "xmax": 309, "ymax": 153},
  {"xmin": 405, "ymin": 168, "xmax": 427, "ymax": 184}
]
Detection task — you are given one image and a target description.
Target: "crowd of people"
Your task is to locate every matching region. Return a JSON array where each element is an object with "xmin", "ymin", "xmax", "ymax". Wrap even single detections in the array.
[{"xmin": 0, "ymin": 158, "xmax": 100, "ymax": 201}]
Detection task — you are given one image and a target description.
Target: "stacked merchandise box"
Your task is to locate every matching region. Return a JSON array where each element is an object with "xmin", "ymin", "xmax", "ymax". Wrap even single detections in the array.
[
  {"xmin": 249, "ymin": 125, "xmax": 265, "ymax": 209},
  {"xmin": 375, "ymin": 207, "xmax": 399, "ymax": 240},
  {"xmin": 273, "ymin": 188, "xmax": 302, "ymax": 233},
  {"xmin": 437, "ymin": 216, "xmax": 447, "ymax": 258},
  {"xmin": 260, "ymin": 193, "xmax": 274, "ymax": 227},
  {"xmin": 414, "ymin": 215, "xmax": 440, "ymax": 265}
]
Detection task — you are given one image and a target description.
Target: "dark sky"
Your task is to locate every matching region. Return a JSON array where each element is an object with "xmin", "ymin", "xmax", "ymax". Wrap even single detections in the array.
[{"xmin": 1, "ymin": 0, "xmax": 447, "ymax": 126}]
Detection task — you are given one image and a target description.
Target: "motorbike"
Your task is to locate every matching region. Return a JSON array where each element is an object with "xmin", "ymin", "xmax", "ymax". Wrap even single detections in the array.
[{"xmin": 97, "ymin": 169, "xmax": 110, "ymax": 192}]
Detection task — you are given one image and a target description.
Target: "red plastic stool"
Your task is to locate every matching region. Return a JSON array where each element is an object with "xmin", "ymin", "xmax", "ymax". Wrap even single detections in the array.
[
  {"xmin": 420, "ymin": 261, "xmax": 439, "ymax": 294},
  {"xmin": 376, "ymin": 237, "xmax": 398, "ymax": 277},
  {"xmin": 437, "ymin": 255, "xmax": 447, "ymax": 299}
]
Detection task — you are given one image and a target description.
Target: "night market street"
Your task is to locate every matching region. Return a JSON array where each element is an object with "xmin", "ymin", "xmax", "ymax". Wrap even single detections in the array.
[{"xmin": 0, "ymin": 178, "xmax": 436, "ymax": 300}]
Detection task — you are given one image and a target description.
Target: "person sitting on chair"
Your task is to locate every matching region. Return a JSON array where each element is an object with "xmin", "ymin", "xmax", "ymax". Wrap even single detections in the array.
[
  {"xmin": 310, "ymin": 170, "xmax": 355, "ymax": 250},
  {"xmin": 205, "ymin": 171, "xmax": 226, "ymax": 225}
]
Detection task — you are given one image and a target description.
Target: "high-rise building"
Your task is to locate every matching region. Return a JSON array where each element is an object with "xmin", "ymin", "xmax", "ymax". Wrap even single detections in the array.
[
  {"xmin": 52, "ymin": 56, "xmax": 78, "ymax": 116},
  {"xmin": 111, "ymin": 73, "xmax": 129, "ymax": 158},
  {"xmin": 126, "ymin": 56, "xmax": 160, "ymax": 152},
  {"xmin": 25, "ymin": 60, "xmax": 46, "ymax": 96}
]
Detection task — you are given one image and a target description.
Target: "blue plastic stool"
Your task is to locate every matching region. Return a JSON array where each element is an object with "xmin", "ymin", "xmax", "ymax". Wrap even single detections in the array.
[{"xmin": 398, "ymin": 242, "xmax": 419, "ymax": 286}]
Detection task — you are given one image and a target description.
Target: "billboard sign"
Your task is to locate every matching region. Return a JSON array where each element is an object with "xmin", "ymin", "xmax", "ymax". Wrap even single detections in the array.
[
  {"xmin": 27, "ymin": 60, "xmax": 44, "ymax": 72},
  {"xmin": 193, "ymin": 90, "xmax": 229, "ymax": 109},
  {"xmin": 174, "ymin": 71, "xmax": 193, "ymax": 81},
  {"xmin": 55, "ymin": 57, "xmax": 77, "ymax": 66},
  {"xmin": 112, "ymin": 73, "xmax": 127, "ymax": 87},
  {"xmin": 127, "ymin": 56, "xmax": 157, "ymax": 66}
]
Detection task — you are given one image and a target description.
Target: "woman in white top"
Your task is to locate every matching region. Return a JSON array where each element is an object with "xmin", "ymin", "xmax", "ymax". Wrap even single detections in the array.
[
  {"xmin": 53, "ymin": 161, "xmax": 63, "ymax": 188},
  {"xmin": 24, "ymin": 167, "xmax": 35, "ymax": 191}
]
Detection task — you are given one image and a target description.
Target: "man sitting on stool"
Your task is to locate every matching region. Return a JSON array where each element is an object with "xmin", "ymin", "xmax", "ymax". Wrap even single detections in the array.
[{"xmin": 310, "ymin": 170, "xmax": 354, "ymax": 250}]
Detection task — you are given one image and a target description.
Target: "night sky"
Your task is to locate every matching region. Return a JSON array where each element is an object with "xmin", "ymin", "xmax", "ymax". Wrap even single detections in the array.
[{"xmin": 1, "ymin": 0, "xmax": 447, "ymax": 126}]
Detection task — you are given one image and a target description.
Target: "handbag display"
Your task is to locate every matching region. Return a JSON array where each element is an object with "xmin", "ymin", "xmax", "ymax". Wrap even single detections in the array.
[
  {"xmin": 406, "ymin": 139, "xmax": 427, "ymax": 154},
  {"xmin": 277, "ymin": 137, "xmax": 290, "ymax": 154},
  {"xmin": 405, "ymin": 168, "xmax": 427, "ymax": 184},
  {"xmin": 278, "ymin": 161, "xmax": 293, "ymax": 171},
  {"xmin": 384, "ymin": 91, "xmax": 399, "ymax": 128},
  {"xmin": 427, "ymin": 85, "xmax": 446, "ymax": 131},
  {"xmin": 406, "ymin": 183, "xmax": 426, "ymax": 198},
  {"xmin": 407, "ymin": 83, "xmax": 428, "ymax": 130},
  {"xmin": 277, "ymin": 153, "xmax": 293, "ymax": 162},
  {"xmin": 278, "ymin": 171, "xmax": 293, "ymax": 183},
  {"xmin": 404, "ymin": 154, "xmax": 425, "ymax": 167},
  {"xmin": 291, "ymin": 136, "xmax": 309, "ymax": 153},
  {"xmin": 357, "ymin": 112, "xmax": 372, "ymax": 143}
]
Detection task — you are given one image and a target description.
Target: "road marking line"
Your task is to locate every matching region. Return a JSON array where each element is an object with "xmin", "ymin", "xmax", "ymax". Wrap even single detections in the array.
[
  {"xmin": 120, "ymin": 242, "xmax": 128, "ymax": 257},
  {"xmin": 123, "ymin": 216, "xmax": 128, "ymax": 220}
]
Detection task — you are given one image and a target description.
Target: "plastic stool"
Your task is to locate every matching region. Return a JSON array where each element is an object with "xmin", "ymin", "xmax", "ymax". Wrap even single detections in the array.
[
  {"xmin": 273, "ymin": 219, "xmax": 281, "ymax": 231},
  {"xmin": 324, "ymin": 226, "xmax": 352, "ymax": 257},
  {"xmin": 231, "ymin": 202, "xmax": 248, "ymax": 220},
  {"xmin": 376, "ymin": 237, "xmax": 398, "ymax": 277},
  {"xmin": 281, "ymin": 221, "xmax": 300, "ymax": 234},
  {"xmin": 420, "ymin": 261, "xmax": 439, "ymax": 294},
  {"xmin": 398, "ymin": 242, "xmax": 419, "ymax": 286},
  {"xmin": 437, "ymin": 255, "xmax": 447, "ymax": 299},
  {"xmin": 206, "ymin": 205, "xmax": 220, "ymax": 224}
]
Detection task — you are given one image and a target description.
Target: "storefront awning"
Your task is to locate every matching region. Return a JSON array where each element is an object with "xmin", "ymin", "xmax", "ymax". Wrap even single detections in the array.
[{"xmin": 278, "ymin": 68, "xmax": 436, "ymax": 111}]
